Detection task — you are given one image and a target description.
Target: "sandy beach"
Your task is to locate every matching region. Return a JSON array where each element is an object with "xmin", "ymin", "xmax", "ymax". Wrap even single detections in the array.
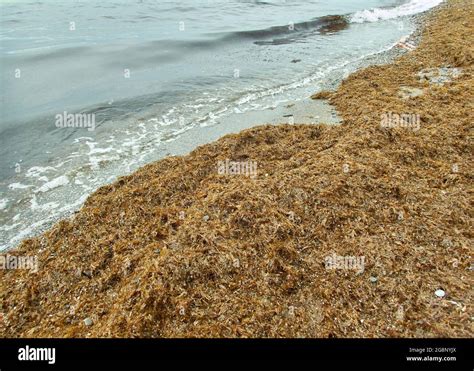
[{"xmin": 0, "ymin": 0, "xmax": 472, "ymax": 338}]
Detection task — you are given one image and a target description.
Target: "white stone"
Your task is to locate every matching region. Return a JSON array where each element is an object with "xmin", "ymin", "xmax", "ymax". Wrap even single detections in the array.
[{"xmin": 435, "ymin": 289, "xmax": 445, "ymax": 298}]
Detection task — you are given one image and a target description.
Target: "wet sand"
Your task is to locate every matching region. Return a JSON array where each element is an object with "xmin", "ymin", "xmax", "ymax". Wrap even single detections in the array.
[{"xmin": 157, "ymin": 99, "xmax": 341, "ymax": 159}]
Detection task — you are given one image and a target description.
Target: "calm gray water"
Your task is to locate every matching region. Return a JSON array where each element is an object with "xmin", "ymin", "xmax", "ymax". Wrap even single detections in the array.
[{"xmin": 0, "ymin": 0, "xmax": 444, "ymax": 249}]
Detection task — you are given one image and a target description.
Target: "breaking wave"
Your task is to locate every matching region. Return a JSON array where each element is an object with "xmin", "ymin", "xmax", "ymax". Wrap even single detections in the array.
[{"xmin": 350, "ymin": 0, "xmax": 444, "ymax": 23}]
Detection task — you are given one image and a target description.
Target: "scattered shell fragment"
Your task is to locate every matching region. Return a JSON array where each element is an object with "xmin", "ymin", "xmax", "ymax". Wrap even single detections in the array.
[
  {"xmin": 441, "ymin": 238, "xmax": 453, "ymax": 248},
  {"xmin": 435, "ymin": 289, "xmax": 446, "ymax": 298},
  {"xmin": 396, "ymin": 305, "xmax": 404, "ymax": 321},
  {"xmin": 398, "ymin": 86, "xmax": 424, "ymax": 100},
  {"xmin": 417, "ymin": 66, "xmax": 462, "ymax": 85},
  {"xmin": 397, "ymin": 211, "xmax": 404, "ymax": 221}
]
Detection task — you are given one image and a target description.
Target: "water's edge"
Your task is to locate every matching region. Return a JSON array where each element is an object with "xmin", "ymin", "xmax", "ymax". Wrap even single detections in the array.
[{"xmin": 1, "ymin": 8, "xmax": 432, "ymax": 251}]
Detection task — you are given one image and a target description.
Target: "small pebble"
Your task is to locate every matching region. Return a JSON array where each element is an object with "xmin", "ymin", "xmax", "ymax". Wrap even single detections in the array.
[
  {"xmin": 369, "ymin": 276, "xmax": 378, "ymax": 283},
  {"xmin": 84, "ymin": 317, "xmax": 93, "ymax": 326},
  {"xmin": 202, "ymin": 215, "xmax": 209, "ymax": 222},
  {"xmin": 82, "ymin": 270, "xmax": 92, "ymax": 279},
  {"xmin": 435, "ymin": 289, "xmax": 445, "ymax": 298}
]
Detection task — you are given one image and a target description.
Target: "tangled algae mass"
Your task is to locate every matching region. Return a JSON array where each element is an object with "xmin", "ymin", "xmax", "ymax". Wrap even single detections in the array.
[{"xmin": 1, "ymin": 0, "xmax": 473, "ymax": 338}]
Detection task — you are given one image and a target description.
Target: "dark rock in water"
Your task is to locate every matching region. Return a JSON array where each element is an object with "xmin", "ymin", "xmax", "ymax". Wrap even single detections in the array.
[
  {"xmin": 291, "ymin": 59, "xmax": 301, "ymax": 63},
  {"xmin": 253, "ymin": 14, "xmax": 349, "ymax": 46},
  {"xmin": 318, "ymin": 15, "xmax": 349, "ymax": 35},
  {"xmin": 311, "ymin": 90, "xmax": 333, "ymax": 100}
]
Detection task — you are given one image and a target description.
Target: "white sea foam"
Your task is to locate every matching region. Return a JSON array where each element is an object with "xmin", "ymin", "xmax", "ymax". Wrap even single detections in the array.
[
  {"xmin": 350, "ymin": 0, "xmax": 444, "ymax": 23},
  {"xmin": 8, "ymin": 182, "xmax": 33, "ymax": 190},
  {"xmin": 35, "ymin": 175, "xmax": 69, "ymax": 193},
  {"xmin": 0, "ymin": 198, "xmax": 9, "ymax": 211},
  {"xmin": 30, "ymin": 195, "xmax": 60, "ymax": 212},
  {"xmin": 25, "ymin": 166, "xmax": 57, "ymax": 178},
  {"xmin": 0, "ymin": 223, "xmax": 21, "ymax": 232}
]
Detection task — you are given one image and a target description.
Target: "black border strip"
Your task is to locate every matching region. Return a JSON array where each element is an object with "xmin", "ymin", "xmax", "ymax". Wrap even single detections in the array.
[{"xmin": 0, "ymin": 338, "xmax": 471, "ymax": 369}]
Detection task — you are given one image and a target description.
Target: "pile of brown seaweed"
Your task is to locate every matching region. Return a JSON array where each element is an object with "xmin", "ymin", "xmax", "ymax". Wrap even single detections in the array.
[{"xmin": 1, "ymin": 0, "xmax": 472, "ymax": 338}]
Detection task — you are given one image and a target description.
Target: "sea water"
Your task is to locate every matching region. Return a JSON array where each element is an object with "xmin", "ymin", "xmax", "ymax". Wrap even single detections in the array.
[{"xmin": 0, "ymin": 0, "xmax": 444, "ymax": 249}]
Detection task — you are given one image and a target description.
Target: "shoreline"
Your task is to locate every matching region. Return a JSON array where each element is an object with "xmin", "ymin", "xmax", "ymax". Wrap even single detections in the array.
[
  {"xmin": 0, "ymin": 10, "xmax": 427, "ymax": 251},
  {"xmin": 1, "ymin": 0, "xmax": 472, "ymax": 338}
]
